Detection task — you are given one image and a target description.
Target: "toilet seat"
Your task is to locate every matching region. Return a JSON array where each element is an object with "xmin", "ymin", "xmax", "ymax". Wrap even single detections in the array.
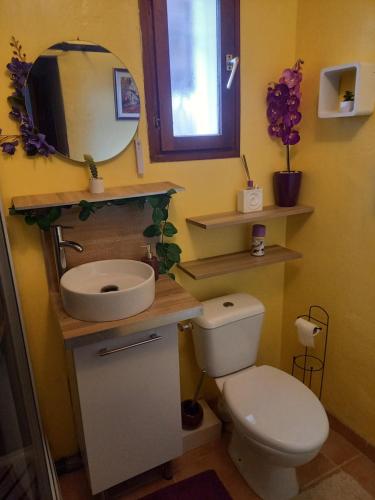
[{"xmin": 223, "ymin": 365, "xmax": 329, "ymax": 455}]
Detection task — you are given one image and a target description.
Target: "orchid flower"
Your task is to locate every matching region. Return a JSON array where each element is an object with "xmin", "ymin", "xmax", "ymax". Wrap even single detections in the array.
[
  {"xmin": 266, "ymin": 59, "xmax": 304, "ymax": 172},
  {"xmin": 2, "ymin": 37, "xmax": 55, "ymax": 157}
]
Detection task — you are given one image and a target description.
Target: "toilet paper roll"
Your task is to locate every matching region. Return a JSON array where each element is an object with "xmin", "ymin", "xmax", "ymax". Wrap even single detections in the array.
[{"xmin": 295, "ymin": 317, "xmax": 321, "ymax": 348}]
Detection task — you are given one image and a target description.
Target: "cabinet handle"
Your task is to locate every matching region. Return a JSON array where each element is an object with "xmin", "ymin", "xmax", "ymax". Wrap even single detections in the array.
[{"xmin": 97, "ymin": 334, "xmax": 162, "ymax": 357}]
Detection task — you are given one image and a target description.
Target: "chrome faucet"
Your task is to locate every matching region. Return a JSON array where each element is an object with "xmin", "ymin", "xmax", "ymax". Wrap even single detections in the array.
[{"xmin": 51, "ymin": 225, "xmax": 83, "ymax": 277}]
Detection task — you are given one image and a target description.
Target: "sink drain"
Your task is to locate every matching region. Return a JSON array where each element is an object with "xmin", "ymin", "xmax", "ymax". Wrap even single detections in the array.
[{"xmin": 100, "ymin": 285, "xmax": 119, "ymax": 293}]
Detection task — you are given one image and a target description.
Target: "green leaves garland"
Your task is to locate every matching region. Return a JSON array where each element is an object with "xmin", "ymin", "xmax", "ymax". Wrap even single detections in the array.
[
  {"xmin": 9, "ymin": 196, "xmax": 147, "ymax": 230},
  {"xmin": 9, "ymin": 205, "xmax": 62, "ymax": 230},
  {"xmin": 77, "ymin": 196, "xmax": 146, "ymax": 221},
  {"xmin": 143, "ymin": 189, "xmax": 182, "ymax": 279},
  {"xmin": 78, "ymin": 200, "xmax": 105, "ymax": 221}
]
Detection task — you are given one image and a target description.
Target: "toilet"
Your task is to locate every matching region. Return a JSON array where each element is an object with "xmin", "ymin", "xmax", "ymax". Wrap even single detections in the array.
[{"xmin": 192, "ymin": 293, "xmax": 329, "ymax": 500}]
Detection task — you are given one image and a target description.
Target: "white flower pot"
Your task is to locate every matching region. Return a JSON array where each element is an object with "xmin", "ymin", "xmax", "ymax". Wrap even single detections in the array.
[
  {"xmin": 89, "ymin": 178, "xmax": 104, "ymax": 194},
  {"xmin": 340, "ymin": 100, "xmax": 354, "ymax": 113}
]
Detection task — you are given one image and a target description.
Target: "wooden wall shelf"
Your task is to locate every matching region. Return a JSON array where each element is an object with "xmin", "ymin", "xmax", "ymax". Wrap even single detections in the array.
[
  {"xmin": 186, "ymin": 205, "xmax": 314, "ymax": 229},
  {"xmin": 178, "ymin": 245, "xmax": 302, "ymax": 280},
  {"xmin": 12, "ymin": 181, "xmax": 184, "ymax": 211}
]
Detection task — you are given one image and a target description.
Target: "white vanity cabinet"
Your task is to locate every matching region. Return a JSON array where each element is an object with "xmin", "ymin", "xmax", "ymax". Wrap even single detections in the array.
[{"xmin": 71, "ymin": 323, "xmax": 182, "ymax": 495}]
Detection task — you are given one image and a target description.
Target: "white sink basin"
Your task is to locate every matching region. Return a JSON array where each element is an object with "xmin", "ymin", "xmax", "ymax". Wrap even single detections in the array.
[{"xmin": 60, "ymin": 259, "xmax": 155, "ymax": 322}]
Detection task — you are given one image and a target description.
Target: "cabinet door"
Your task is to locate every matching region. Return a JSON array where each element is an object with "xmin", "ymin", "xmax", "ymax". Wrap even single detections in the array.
[{"xmin": 72, "ymin": 324, "xmax": 182, "ymax": 494}]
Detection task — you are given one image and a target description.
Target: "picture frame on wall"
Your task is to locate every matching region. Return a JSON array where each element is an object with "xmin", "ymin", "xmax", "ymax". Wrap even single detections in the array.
[{"xmin": 113, "ymin": 68, "xmax": 140, "ymax": 120}]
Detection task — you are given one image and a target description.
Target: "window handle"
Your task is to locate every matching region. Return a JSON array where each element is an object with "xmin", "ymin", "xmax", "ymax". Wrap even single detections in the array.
[{"xmin": 226, "ymin": 56, "xmax": 239, "ymax": 90}]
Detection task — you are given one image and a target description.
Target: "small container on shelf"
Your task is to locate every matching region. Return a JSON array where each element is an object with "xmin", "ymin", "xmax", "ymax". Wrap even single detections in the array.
[
  {"xmin": 89, "ymin": 177, "xmax": 104, "ymax": 194},
  {"xmin": 141, "ymin": 244, "xmax": 159, "ymax": 280},
  {"xmin": 237, "ymin": 185, "xmax": 263, "ymax": 213},
  {"xmin": 339, "ymin": 90, "xmax": 354, "ymax": 113},
  {"xmin": 84, "ymin": 154, "xmax": 105, "ymax": 194},
  {"xmin": 251, "ymin": 224, "xmax": 266, "ymax": 256},
  {"xmin": 237, "ymin": 154, "xmax": 263, "ymax": 213}
]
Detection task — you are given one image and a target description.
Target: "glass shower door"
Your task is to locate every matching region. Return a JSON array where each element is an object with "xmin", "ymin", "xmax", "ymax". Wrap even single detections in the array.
[{"xmin": 0, "ymin": 202, "xmax": 59, "ymax": 500}]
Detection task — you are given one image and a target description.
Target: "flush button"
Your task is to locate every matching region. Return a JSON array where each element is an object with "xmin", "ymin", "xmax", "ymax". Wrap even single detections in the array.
[{"xmin": 223, "ymin": 301, "xmax": 234, "ymax": 307}]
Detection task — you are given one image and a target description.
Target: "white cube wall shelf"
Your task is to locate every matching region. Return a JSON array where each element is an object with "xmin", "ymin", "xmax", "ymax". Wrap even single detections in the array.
[{"xmin": 318, "ymin": 62, "xmax": 375, "ymax": 118}]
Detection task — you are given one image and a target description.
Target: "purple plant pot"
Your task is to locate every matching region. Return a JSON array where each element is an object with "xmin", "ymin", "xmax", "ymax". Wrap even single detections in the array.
[{"xmin": 273, "ymin": 171, "xmax": 302, "ymax": 207}]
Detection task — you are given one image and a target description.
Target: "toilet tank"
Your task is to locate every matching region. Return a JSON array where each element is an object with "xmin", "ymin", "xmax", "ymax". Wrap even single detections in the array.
[{"xmin": 192, "ymin": 293, "xmax": 265, "ymax": 378}]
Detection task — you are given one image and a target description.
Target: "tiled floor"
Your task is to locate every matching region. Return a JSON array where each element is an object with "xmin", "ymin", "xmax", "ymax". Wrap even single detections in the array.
[{"xmin": 59, "ymin": 428, "xmax": 375, "ymax": 499}]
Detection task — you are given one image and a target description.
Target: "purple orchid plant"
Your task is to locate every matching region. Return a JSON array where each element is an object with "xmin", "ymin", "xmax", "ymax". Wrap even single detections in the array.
[
  {"xmin": 266, "ymin": 59, "xmax": 304, "ymax": 173},
  {"xmin": 1, "ymin": 37, "xmax": 55, "ymax": 157}
]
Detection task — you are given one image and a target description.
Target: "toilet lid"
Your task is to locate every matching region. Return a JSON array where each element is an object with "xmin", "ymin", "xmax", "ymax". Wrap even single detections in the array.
[{"xmin": 223, "ymin": 365, "xmax": 329, "ymax": 454}]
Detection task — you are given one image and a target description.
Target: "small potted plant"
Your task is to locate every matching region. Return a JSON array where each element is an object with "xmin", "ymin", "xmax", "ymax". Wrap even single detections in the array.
[
  {"xmin": 84, "ymin": 154, "xmax": 104, "ymax": 194},
  {"xmin": 266, "ymin": 59, "xmax": 304, "ymax": 207},
  {"xmin": 340, "ymin": 90, "xmax": 354, "ymax": 113}
]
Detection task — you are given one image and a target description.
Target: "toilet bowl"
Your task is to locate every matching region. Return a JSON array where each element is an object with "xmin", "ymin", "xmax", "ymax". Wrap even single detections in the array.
[
  {"xmin": 216, "ymin": 365, "xmax": 329, "ymax": 499},
  {"xmin": 192, "ymin": 293, "xmax": 329, "ymax": 500}
]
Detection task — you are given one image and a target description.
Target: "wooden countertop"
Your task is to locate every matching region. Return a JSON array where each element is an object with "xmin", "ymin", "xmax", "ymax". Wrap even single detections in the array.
[{"xmin": 51, "ymin": 277, "xmax": 202, "ymax": 348}]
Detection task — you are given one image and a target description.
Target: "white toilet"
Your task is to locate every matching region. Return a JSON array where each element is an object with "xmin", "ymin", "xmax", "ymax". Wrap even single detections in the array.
[{"xmin": 192, "ymin": 293, "xmax": 329, "ymax": 500}]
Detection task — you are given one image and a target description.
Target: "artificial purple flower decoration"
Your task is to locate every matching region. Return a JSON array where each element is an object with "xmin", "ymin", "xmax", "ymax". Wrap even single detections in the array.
[
  {"xmin": 266, "ymin": 59, "xmax": 304, "ymax": 172},
  {"xmin": 0, "ymin": 141, "xmax": 19, "ymax": 155},
  {"xmin": 16, "ymin": 111, "xmax": 56, "ymax": 156},
  {"xmin": 0, "ymin": 127, "xmax": 20, "ymax": 156},
  {"xmin": 1, "ymin": 36, "xmax": 55, "ymax": 158},
  {"xmin": 7, "ymin": 57, "xmax": 32, "ymax": 98}
]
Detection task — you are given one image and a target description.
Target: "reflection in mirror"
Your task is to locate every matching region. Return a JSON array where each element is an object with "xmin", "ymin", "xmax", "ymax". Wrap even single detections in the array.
[{"xmin": 26, "ymin": 41, "xmax": 140, "ymax": 163}]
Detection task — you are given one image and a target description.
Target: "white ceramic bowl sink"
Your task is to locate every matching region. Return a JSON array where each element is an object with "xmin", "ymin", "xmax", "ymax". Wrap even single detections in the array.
[{"xmin": 60, "ymin": 259, "xmax": 155, "ymax": 322}]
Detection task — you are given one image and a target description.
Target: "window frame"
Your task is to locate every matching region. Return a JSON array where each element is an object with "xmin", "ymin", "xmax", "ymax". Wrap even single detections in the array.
[{"xmin": 139, "ymin": 0, "xmax": 240, "ymax": 162}]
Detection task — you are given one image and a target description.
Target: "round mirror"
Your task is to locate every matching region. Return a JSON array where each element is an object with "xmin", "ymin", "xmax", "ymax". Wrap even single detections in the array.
[{"xmin": 26, "ymin": 41, "xmax": 140, "ymax": 163}]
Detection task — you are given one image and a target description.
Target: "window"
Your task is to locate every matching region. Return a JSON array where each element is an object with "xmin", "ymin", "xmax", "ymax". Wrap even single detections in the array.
[{"xmin": 139, "ymin": 0, "xmax": 240, "ymax": 162}]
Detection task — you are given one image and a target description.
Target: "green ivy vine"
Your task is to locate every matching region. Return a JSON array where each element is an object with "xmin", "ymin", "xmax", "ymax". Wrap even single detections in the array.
[
  {"xmin": 143, "ymin": 189, "xmax": 181, "ymax": 279},
  {"xmin": 77, "ymin": 200, "xmax": 106, "ymax": 221},
  {"xmin": 9, "ymin": 205, "xmax": 63, "ymax": 230},
  {"xmin": 9, "ymin": 197, "xmax": 147, "ymax": 229}
]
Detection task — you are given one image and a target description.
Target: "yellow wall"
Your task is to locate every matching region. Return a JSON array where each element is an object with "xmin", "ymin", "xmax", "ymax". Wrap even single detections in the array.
[
  {"xmin": 0, "ymin": 0, "xmax": 297, "ymax": 459},
  {"xmin": 281, "ymin": 0, "xmax": 375, "ymax": 445}
]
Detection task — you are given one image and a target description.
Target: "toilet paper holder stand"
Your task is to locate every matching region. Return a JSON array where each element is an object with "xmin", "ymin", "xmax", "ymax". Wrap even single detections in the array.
[{"xmin": 291, "ymin": 305, "xmax": 330, "ymax": 400}]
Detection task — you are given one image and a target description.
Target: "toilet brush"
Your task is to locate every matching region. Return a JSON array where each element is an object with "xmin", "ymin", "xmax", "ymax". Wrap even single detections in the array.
[{"xmin": 181, "ymin": 371, "xmax": 205, "ymax": 430}]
